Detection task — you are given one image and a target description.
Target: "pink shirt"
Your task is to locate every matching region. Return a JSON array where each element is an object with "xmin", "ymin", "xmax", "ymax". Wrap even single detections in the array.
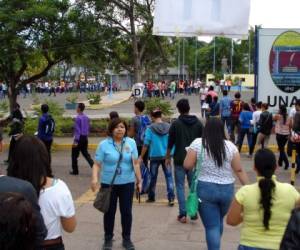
[
  {"xmin": 275, "ymin": 115, "xmax": 291, "ymax": 135},
  {"xmin": 207, "ymin": 90, "xmax": 218, "ymax": 98}
]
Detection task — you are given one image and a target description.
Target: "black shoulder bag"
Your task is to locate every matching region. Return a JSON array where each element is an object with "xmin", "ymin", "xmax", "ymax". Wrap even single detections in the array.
[{"xmin": 93, "ymin": 141, "xmax": 124, "ymax": 213}]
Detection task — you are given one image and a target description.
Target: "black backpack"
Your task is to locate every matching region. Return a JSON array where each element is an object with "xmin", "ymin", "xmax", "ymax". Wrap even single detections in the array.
[{"xmin": 43, "ymin": 115, "xmax": 55, "ymax": 136}]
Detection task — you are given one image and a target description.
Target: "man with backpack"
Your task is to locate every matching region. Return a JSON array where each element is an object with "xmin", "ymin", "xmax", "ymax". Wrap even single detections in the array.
[
  {"xmin": 220, "ymin": 90, "xmax": 232, "ymax": 136},
  {"xmin": 138, "ymin": 108, "xmax": 175, "ymax": 205},
  {"xmin": 230, "ymin": 92, "xmax": 244, "ymax": 143},
  {"xmin": 166, "ymin": 99, "xmax": 203, "ymax": 223},
  {"xmin": 129, "ymin": 100, "xmax": 151, "ymax": 166},
  {"xmin": 37, "ymin": 104, "xmax": 55, "ymax": 161}
]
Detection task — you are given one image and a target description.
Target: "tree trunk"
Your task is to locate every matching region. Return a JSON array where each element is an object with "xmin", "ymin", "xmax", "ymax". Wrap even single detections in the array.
[
  {"xmin": 129, "ymin": 0, "xmax": 142, "ymax": 84},
  {"xmin": 8, "ymin": 81, "xmax": 18, "ymax": 113}
]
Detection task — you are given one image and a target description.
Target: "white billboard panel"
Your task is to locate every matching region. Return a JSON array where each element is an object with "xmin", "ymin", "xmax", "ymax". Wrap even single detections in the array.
[
  {"xmin": 257, "ymin": 28, "xmax": 300, "ymax": 111},
  {"xmin": 153, "ymin": 0, "xmax": 251, "ymax": 39}
]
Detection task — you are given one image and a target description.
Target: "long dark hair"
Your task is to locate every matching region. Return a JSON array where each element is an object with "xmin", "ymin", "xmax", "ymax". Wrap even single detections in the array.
[
  {"xmin": 7, "ymin": 136, "xmax": 53, "ymax": 197},
  {"xmin": 0, "ymin": 192, "xmax": 36, "ymax": 250},
  {"xmin": 202, "ymin": 117, "xmax": 226, "ymax": 167},
  {"xmin": 293, "ymin": 112, "xmax": 300, "ymax": 132},
  {"xmin": 279, "ymin": 105, "xmax": 287, "ymax": 124},
  {"xmin": 255, "ymin": 149, "xmax": 276, "ymax": 230}
]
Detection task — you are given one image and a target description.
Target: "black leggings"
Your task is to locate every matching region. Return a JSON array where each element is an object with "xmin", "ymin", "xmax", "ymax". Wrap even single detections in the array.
[
  {"xmin": 276, "ymin": 134, "xmax": 289, "ymax": 167},
  {"xmin": 102, "ymin": 182, "xmax": 135, "ymax": 241}
]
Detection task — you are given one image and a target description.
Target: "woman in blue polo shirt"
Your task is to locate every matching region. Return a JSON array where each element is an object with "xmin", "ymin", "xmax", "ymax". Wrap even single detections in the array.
[{"xmin": 91, "ymin": 118, "xmax": 141, "ymax": 250}]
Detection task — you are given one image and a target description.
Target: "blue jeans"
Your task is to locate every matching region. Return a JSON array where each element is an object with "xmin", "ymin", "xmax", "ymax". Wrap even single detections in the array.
[
  {"xmin": 221, "ymin": 116, "xmax": 232, "ymax": 135},
  {"xmin": 197, "ymin": 181, "xmax": 234, "ymax": 250},
  {"xmin": 238, "ymin": 128, "xmax": 252, "ymax": 153},
  {"xmin": 148, "ymin": 159, "xmax": 175, "ymax": 201},
  {"xmin": 238, "ymin": 245, "xmax": 268, "ymax": 250},
  {"xmin": 174, "ymin": 165, "xmax": 193, "ymax": 216}
]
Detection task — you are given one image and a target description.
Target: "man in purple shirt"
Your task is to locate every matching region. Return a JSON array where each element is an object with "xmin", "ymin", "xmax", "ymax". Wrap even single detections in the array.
[{"xmin": 70, "ymin": 103, "xmax": 94, "ymax": 175}]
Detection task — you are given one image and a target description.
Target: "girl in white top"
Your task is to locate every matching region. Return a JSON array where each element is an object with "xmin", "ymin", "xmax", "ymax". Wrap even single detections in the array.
[
  {"xmin": 7, "ymin": 136, "xmax": 76, "ymax": 250},
  {"xmin": 273, "ymin": 105, "xmax": 291, "ymax": 169},
  {"xmin": 184, "ymin": 118, "xmax": 248, "ymax": 250}
]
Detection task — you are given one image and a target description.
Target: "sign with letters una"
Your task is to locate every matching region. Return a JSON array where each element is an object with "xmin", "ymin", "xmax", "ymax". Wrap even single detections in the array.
[{"xmin": 257, "ymin": 28, "xmax": 300, "ymax": 111}]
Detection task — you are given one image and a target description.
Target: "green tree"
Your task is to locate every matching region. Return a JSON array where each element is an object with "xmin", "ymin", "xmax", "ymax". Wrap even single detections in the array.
[{"xmin": 83, "ymin": 0, "xmax": 171, "ymax": 83}]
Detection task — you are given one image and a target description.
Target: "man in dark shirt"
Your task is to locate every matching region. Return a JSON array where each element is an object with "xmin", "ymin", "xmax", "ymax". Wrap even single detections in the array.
[
  {"xmin": 37, "ymin": 104, "xmax": 55, "ymax": 162},
  {"xmin": 166, "ymin": 99, "xmax": 203, "ymax": 223},
  {"xmin": 0, "ymin": 175, "xmax": 47, "ymax": 249},
  {"xmin": 257, "ymin": 103, "xmax": 273, "ymax": 149},
  {"xmin": 70, "ymin": 103, "xmax": 94, "ymax": 175}
]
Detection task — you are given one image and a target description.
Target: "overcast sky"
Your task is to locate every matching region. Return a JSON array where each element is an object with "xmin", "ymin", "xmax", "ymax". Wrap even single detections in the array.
[
  {"xmin": 250, "ymin": 0, "xmax": 300, "ymax": 28},
  {"xmin": 198, "ymin": 0, "xmax": 300, "ymax": 42}
]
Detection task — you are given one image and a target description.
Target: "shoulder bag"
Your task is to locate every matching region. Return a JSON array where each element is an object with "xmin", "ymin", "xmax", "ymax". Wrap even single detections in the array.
[
  {"xmin": 186, "ymin": 145, "xmax": 204, "ymax": 218},
  {"xmin": 93, "ymin": 141, "xmax": 124, "ymax": 213}
]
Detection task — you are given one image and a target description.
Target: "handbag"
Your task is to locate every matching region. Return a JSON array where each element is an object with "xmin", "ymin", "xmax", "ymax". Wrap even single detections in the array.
[
  {"xmin": 186, "ymin": 145, "xmax": 204, "ymax": 218},
  {"xmin": 93, "ymin": 141, "xmax": 124, "ymax": 213}
]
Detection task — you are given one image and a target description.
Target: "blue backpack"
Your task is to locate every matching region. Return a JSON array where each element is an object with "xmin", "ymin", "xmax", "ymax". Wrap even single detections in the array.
[{"xmin": 137, "ymin": 115, "xmax": 151, "ymax": 142}]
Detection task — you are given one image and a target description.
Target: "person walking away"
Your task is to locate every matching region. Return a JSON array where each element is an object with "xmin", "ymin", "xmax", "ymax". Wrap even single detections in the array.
[
  {"xmin": 0, "ymin": 193, "xmax": 39, "ymax": 250},
  {"xmin": 70, "ymin": 103, "xmax": 94, "ymax": 175},
  {"xmin": 230, "ymin": 92, "xmax": 244, "ymax": 143},
  {"xmin": 199, "ymin": 83, "xmax": 208, "ymax": 117},
  {"xmin": 8, "ymin": 136, "xmax": 76, "ymax": 250},
  {"xmin": 274, "ymin": 105, "xmax": 291, "ymax": 170},
  {"xmin": 209, "ymin": 96, "xmax": 220, "ymax": 117},
  {"xmin": 0, "ymin": 175, "xmax": 47, "ymax": 248},
  {"xmin": 37, "ymin": 104, "xmax": 55, "ymax": 162},
  {"xmin": 249, "ymin": 102, "xmax": 262, "ymax": 156},
  {"xmin": 139, "ymin": 108, "xmax": 175, "ymax": 206},
  {"xmin": 249, "ymin": 98, "xmax": 256, "ymax": 112},
  {"xmin": 128, "ymin": 100, "xmax": 151, "ymax": 167},
  {"xmin": 166, "ymin": 99, "xmax": 203, "ymax": 223},
  {"xmin": 184, "ymin": 118, "xmax": 248, "ymax": 250},
  {"xmin": 290, "ymin": 112, "xmax": 300, "ymax": 173},
  {"xmin": 257, "ymin": 103, "xmax": 273, "ymax": 149},
  {"xmin": 220, "ymin": 90, "xmax": 232, "ymax": 136},
  {"xmin": 237, "ymin": 103, "xmax": 253, "ymax": 155},
  {"xmin": 170, "ymin": 80, "xmax": 176, "ymax": 99},
  {"xmin": 91, "ymin": 118, "xmax": 142, "ymax": 250},
  {"xmin": 207, "ymin": 86, "xmax": 218, "ymax": 99},
  {"xmin": 280, "ymin": 207, "xmax": 300, "ymax": 249},
  {"xmin": 6, "ymin": 103, "xmax": 24, "ymax": 164},
  {"xmin": 227, "ymin": 149, "xmax": 300, "ymax": 250}
]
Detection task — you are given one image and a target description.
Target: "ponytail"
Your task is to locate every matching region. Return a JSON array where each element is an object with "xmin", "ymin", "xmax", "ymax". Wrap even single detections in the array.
[
  {"xmin": 258, "ymin": 176, "xmax": 275, "ymax": 230},
  {"xmin": 255, "ymin": 149, "xmax": 277, "ymax": 230}
]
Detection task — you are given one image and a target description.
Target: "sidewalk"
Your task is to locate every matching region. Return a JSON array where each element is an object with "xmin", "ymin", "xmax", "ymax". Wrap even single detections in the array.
[{"xmin": 63, "ymin": 202, "xmax": 240, "ymax": 250}]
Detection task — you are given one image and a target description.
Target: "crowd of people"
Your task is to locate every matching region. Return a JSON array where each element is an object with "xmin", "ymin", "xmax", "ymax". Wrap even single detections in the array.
[
  {"xmin": 0, "ymin": 80, "xmax": 121, "ymax": 99},
  {"xmin": 1, "ymin": 90, "xmax": 300, "ymax": 250}
]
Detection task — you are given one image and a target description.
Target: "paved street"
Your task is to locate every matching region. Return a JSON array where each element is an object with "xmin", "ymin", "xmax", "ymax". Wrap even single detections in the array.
[
  {"xmin": 1, "ymin": 89, "xmax": 291, "ymax": 250},
  {"xmin": 13, "ymin": 89, "xmax": 255, "ymax": 118},
  {"xmin": 0, "ymin": 147, "xmax": 298, "ymax": 250}
]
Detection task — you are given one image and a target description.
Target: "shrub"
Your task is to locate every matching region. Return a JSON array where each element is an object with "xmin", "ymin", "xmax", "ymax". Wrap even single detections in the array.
[
  {"xmin": 144, "ymin": 98, "xmax": 173, "ymax": 116},
  {"xmin": 66, "ymin": 93, "xmax": 79, "ymax": 104},
  {"xmin": 87, "ymin": 93, "xmax": 101, "ymax": 104},
  {"xmin": 0, "ymin": 100, "xmax": 8, "ymax": 113}
]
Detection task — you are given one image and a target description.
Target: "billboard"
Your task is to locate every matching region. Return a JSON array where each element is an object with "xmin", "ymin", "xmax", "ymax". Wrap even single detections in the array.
[
  {"xmin": 153, "ymin": 0, "xmax": 250, "ymax": 39},
  {"xmin": 257, "ymin": 28, "xmax": 300, "ymax": 110}
]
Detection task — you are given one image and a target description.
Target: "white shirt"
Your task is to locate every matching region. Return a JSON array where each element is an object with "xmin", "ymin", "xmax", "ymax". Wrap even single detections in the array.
[
  {"xmin": 39, "ymin": 179, "xmax": 75, "ymax": 240},
  {"xmin": 187, "ymin": 138, "xmax": 238, "ymax": 184},
  {"xmin": 289, "ymin": 107, "xmax": 297, "ymax": 118},
  {"xmin": 252, "ymin": 110, "xmax": 262, "ymax": 126}
]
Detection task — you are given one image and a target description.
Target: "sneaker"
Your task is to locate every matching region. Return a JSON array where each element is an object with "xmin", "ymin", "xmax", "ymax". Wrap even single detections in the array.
[
  {"xmin": 102, "ymin": 239, "xmax": 113, "ymax": 250},
  {"xmin": 122, "ymin": 239, "xmax": 135, "ymax": 250},
  {"xmin": 190, "ymin": 214, "xmax": 198, "ymax": 221},
  {"xmin": 284, "ymin": 164, "xmax": 289, "ymax": 170},
  {"xmin": 177, "ymin": 215, "xmax": 187, "ymax": 223},
  {"xmin": 168, "ymin": 198, "xmax": 175, "ymax": 207},
  {"xmin": 146, "ymin": 198, "xmax": 155, "ymax": 203}
]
